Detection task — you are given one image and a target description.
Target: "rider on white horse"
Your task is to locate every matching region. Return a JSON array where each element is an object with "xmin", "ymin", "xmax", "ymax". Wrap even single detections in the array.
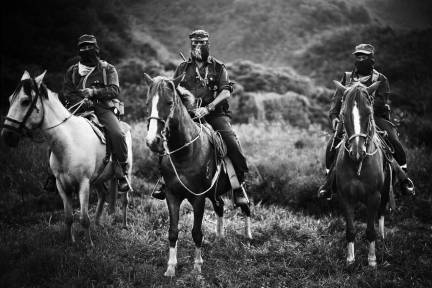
[{"xmin": 45, "ymin": 34, "xmax": 130, "ymax": 192}]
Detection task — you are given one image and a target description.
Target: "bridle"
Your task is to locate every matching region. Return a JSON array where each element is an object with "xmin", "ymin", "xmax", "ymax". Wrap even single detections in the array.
[
  {"xmin": 341, "ymin": 86, "xmax": 379, "ymax": 175},
  {"xmin": 146, "ymin": 79, "xmax": 220, "ymax": 196},
  {"xmin": 3, "ymin": 80, "xmax": 72, "ymax": 139},
  {"xmin": 146, "ymin": 80, "xmax": 203, "ymax": 156}
]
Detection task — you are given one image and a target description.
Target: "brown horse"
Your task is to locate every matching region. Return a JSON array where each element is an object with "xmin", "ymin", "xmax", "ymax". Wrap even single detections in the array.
[
  {"xmin": 1, "ymin": 71, "xmax": 132, "ymax": 245},
  {"xmin": 144, "ymin": 74, "xmax": 252, "ymax": 277},
  {"xmin": 333, "ymin": 80, "xmax": 390, "ymax": 267}
]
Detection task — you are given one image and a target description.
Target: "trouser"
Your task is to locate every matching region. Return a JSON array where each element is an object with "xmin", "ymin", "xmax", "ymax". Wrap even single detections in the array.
[
  {"xmin": 95, "ymin": 105, "xmax": 128, "ymax": 163},
  {"xmin": 325, "ymin": 117, "xmax": 407, "ymax": 170},
  {"xmin": 206, "ymin": 115, "xmax": 249, "ymax": 183}
]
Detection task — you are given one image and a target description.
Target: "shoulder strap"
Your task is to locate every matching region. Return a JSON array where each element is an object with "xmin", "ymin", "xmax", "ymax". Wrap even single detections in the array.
[
  {"xmin": 344, "ymin": 72, "xmax": 352, "ymax": 86},
  {"xmin": 372, "ymin": 69, "xmax": 380, "ymax": 83},
  {"xmin": 71, "ymin": 64, "xmax": 79, "ymax": 86},
  {"xmin": 100, "ymin": 60, "xmax": 108, "ymax": 85}
]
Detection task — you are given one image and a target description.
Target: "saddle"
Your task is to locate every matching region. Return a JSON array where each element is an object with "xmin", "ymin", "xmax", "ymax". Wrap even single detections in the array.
[
  {"xmin": 201, "ymin": 122, "xmax": 240, "ymax": 190},
  {"xmin": 79, "ymin": 110, "xmax": 130, "ymax": 146},
  {"xmin": 201, "ymin": 122, "xmax": 227, "ymax": 159}
]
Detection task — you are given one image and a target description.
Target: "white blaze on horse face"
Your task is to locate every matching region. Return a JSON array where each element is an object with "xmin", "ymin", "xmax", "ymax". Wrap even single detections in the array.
[
  {"xmin": 146, "ymin": 94, "xmax": 160, "ymax": 144},
  {"xmin": 353, "ymin": 101, "xmax": 361, "ymax": 146}
]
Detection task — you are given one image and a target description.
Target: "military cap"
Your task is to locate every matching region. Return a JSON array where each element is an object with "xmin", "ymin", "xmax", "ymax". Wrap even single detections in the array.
[
  {"xmin": 189, "ymin": 29, "xmax": 209, "ymax": 41},
  {"xmin": 352, "ymin": 43, "xmax": 375, "ymax": 55},
  {"xmin": 77, "ymin": 34, "xmax": 98, "ymax": 47}
]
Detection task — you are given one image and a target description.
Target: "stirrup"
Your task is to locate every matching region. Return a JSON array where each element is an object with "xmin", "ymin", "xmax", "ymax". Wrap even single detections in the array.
[
  {"xmin": 402, "ymin": 178, "xmax": 415, "ymax": 196},
  {"xmin": 317, "ymin": 184, "xmax": 332, "ymax": 200},
  {"xmin": 118, "ymin": 176, "xmax": 131, "ymax": 192},
  {"xmin": 152, "ymin": 182, "xmax": 166, "ymax": 200},
  {"xmin": 233, "ymin": 183, "xmax": 249, "ymax": 206}
]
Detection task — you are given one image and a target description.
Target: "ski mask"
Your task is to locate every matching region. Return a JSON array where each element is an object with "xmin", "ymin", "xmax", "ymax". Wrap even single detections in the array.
[
  {"xmin": 79, "ymin": 44, "xmax": 99, "ymax": 66},
  {"xmin": 191, "ymin": 40, "xmax": 209, "ymax": 62},
  {"xmin": 355, "ymin": 56, "xmax": 375, "ymax": 75}
]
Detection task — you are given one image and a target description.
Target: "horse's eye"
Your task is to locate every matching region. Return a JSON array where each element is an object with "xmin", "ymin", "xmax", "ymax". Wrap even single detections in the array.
[
  {"xmin": 21, "ymin": 99, "xmax": 30, "ymax": 106},
  {"xmin": 167, "ymin": 100, "xmax": 173, "ymax": 105}
]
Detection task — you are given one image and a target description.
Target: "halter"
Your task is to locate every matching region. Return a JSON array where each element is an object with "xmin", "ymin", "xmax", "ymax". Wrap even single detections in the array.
[
  {"xmin": 146, "ymin": 79, "xmax": 221, "ymax": 196},
  {"xmin": 3, "ymin": 80, "xmax": 72, "ymax": 139}
]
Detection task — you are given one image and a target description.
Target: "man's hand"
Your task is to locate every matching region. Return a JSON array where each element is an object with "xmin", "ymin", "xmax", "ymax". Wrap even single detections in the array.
[
  {"xmin": 80, "ymin": 88, "xmax": 94, "ymax": 99},
  {"xmin": 332, "ymin": 118, "xmax": 339, "ymax": 130},
  {"xmin": 194, "ymin": 107, "xmax": 209, "ymax": 118}
]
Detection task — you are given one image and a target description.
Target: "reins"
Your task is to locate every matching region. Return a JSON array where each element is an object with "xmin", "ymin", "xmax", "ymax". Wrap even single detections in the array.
[
  {"xmin": 3, "ymin": 81, "xmax": 74, "ymax": 139},
  {"xmin": 147, "ymin": 80, "xmax": 221, "ymax": 196}
]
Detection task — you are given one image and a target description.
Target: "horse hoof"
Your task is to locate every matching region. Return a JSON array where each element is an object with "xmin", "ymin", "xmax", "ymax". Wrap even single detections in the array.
[
  {"xmin": 368, "ymin": 257, "xmax": 377, "ymax": 267},
  {"xmin": 346, "ymin": 258, "xmax": 355, "ymax": 266},
  {"xmin": 164, "ymin": 265, "xmax": 176, "ymax": 277}
]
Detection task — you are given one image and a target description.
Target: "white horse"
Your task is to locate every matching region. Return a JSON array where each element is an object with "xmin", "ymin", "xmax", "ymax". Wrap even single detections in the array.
[{"xmin": 1, "ymin": 71, "xmax": 133, "ymax": 245}]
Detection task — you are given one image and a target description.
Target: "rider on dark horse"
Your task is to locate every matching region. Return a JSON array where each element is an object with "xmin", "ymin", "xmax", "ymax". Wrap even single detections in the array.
[
  {"xmin": 152, "ymin": 29, "xmax": 249, "ymax": 206},
  {"xmin": 45, "ymin": 34, "xmax": 130, "ymax": 192},
  {"xmin": 318, "ymin": 43, "xmax": 414, "ymax": 200}
]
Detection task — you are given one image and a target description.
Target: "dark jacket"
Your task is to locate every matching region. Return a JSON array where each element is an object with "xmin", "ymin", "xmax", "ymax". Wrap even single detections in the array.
[
  {"xmin": 174, "ymin": 56, "xmax": 232, "ymax": 116},
  {"xmin": 329, "ymin": 69, "xmax": 390, "ymax": 121},
  {"xmin": 62, "ymin": 59, "xmax": 120, "ymax": 110}
]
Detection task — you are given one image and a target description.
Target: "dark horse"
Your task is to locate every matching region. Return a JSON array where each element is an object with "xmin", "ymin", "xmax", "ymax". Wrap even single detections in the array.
[
  {"xmin": 333, "ymin": 80, "xmax": 390, "ymax": 267},
  {"xmin": 143, "ymin": 74, "xmax": 251, "ymax": 277}
]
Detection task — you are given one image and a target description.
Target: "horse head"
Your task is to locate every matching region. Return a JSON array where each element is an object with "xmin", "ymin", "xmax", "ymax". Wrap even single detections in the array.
[
  {"xmin": 334, "ymin": 80, "xmax": 380, "ymax": 162},
  {"xmin": 144, "ymin": 73, "xmax": 195, "ymax": 153},
  {"xmin": 1, "ymin": 70, "xmax": 47, "ymax": 147}
]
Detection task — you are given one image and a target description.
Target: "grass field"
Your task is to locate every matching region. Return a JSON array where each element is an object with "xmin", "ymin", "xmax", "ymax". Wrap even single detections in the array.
[{"xmin": 0, "ymin": 122, "xmax": 431, "ymax": 287}]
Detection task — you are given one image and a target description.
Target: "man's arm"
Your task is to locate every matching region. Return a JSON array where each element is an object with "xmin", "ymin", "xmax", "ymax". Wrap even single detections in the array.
[
  {"xmin": 61, "ymin": 66, "xmax": 83, "ymax": 107},
  {"xmin": 373, "ymin": 74, "xmax": 390, "ymax": 118},
  {"xmin": 91, "ymin": 65, "xmax": 120, "ymax": 100},
  {"xmin": 206, "ymin": 66, "xmax": 232, "ymax": 110},
  {"xmin": 329, "ymin": 73, "xmax": 347, "ymax": 122}
]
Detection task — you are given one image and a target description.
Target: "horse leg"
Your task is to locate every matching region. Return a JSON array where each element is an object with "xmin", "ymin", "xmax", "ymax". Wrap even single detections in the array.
[
  {"xmin": 366, "ymin": 193, "xmax": 380, "ymax": 267},
  {"xmin": 191, "ymin": 197, "xmax": 206, "ymax": 273},
  {"xmin": 164, "ymin": 194, "xmax": 181, "ymax": 277},
  {"xmin": 108, "ymin": 179, "xmax": 117, "ymax": 222},
  {"xmin": 341, "ymin": 200, "xmax": 355, "ymax": 265},
  {"xmin": 57, "ymin": 182, "xmax": 75, "ymax": 243},
  {"xmin": 121, "ymin": 190, "xmax": 129, "ymax": 228},
  {"xmin": 95, "ymin": 184, "xmax": 106, "ymax": 227},
  {"xmin": 239, "ymin": 203, "xmax": 252, "ymax": 239},
  {"xmin": 78, "ymin": 179, "xmax": 93, "ymax": 246},
  {"xmin": 211, "ymin": 197, "xmax": 224, "ymax": 238}
]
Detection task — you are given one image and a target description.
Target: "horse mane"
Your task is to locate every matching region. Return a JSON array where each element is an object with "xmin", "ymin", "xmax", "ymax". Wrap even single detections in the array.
[
  {"xmin": 152, "ymin": 76, "xmax": 196, "ymax": 110},
  {"xmin": 176, "ymin": 85, "xmax": 196, "ymax": 110}
]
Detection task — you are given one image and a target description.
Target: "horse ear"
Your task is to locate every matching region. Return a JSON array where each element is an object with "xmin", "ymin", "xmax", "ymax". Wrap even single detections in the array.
[
  {"xmin": 35, "ymin": 70, "xmax": 47, "ymax": 88},
  {"xmin": 366, "ymin": 81, "xmax": 381, "ymax": 95},
  {"xmin": 172, "ymin": 72, "xmax": 185, "ymax": 88},
  {"xmin": 143, "ymin": 73, "xmax": 154, "ymax": 86},
  {"xmin": 21, "ymin": 70, "xmax": 31, "ymax": 81},
  {"xmin": 333, "ymin": 80, "xmax": 347, "ymax": 92}
]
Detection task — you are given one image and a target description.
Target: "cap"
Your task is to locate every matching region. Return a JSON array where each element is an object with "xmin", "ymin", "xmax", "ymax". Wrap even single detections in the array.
[
  {"xmin": 352, "ymin": 43, "xmax": 375, "ymax": 55},
  {"xmin": 77, "ymin": 34, "xmax": 98, "ymax": 47},
  {"xmin": 189, "ymin": 29, "xmax": 209, "ymax": 41}
]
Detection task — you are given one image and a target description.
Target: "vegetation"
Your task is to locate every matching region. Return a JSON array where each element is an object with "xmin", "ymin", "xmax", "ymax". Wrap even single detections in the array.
[{"xmin": 1, "ymin": 0, "xmax": 431, "ymax": 286}]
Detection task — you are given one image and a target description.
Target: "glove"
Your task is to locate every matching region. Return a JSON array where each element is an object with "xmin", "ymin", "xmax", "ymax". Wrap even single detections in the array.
[
  {"xmin": 332, "ymin": 118, "xmax": 339, "ymax": 130},
  {"xmin": 80, "ymin": 88, "xmax": 95, "ymax": 99},
  {"xmin": 194, "ymin": 107, "xmax": 209, "ymax": 118}
]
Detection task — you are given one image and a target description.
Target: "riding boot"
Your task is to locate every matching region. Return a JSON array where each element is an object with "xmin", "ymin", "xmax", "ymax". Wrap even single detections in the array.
[
  {"xmin": 233, "ymin": 182, "xmax": 249, "ymax": 206},
  {"xmin": 400, "ymin": 166, "xmax": 415, "ymax": 196},
  {"xmin": 152, "ymin": 183, "xmax": 166, "ymax": 200},
  {"xmin": 118, "ymin": 162, "xmax": 131, "ymax": 192},
  {"xmin": 317, "ymin": 169, "xmax": 333, "ymax": 200},
  {"xmin": 43, "ymin": 174, "xmax": 57, "ymax": 193}
]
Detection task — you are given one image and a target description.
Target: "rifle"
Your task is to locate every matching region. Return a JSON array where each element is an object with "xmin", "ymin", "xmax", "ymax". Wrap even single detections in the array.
[{"xmin": 179, "ymin": 51, "xmax": 186, "ymax": 62}]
